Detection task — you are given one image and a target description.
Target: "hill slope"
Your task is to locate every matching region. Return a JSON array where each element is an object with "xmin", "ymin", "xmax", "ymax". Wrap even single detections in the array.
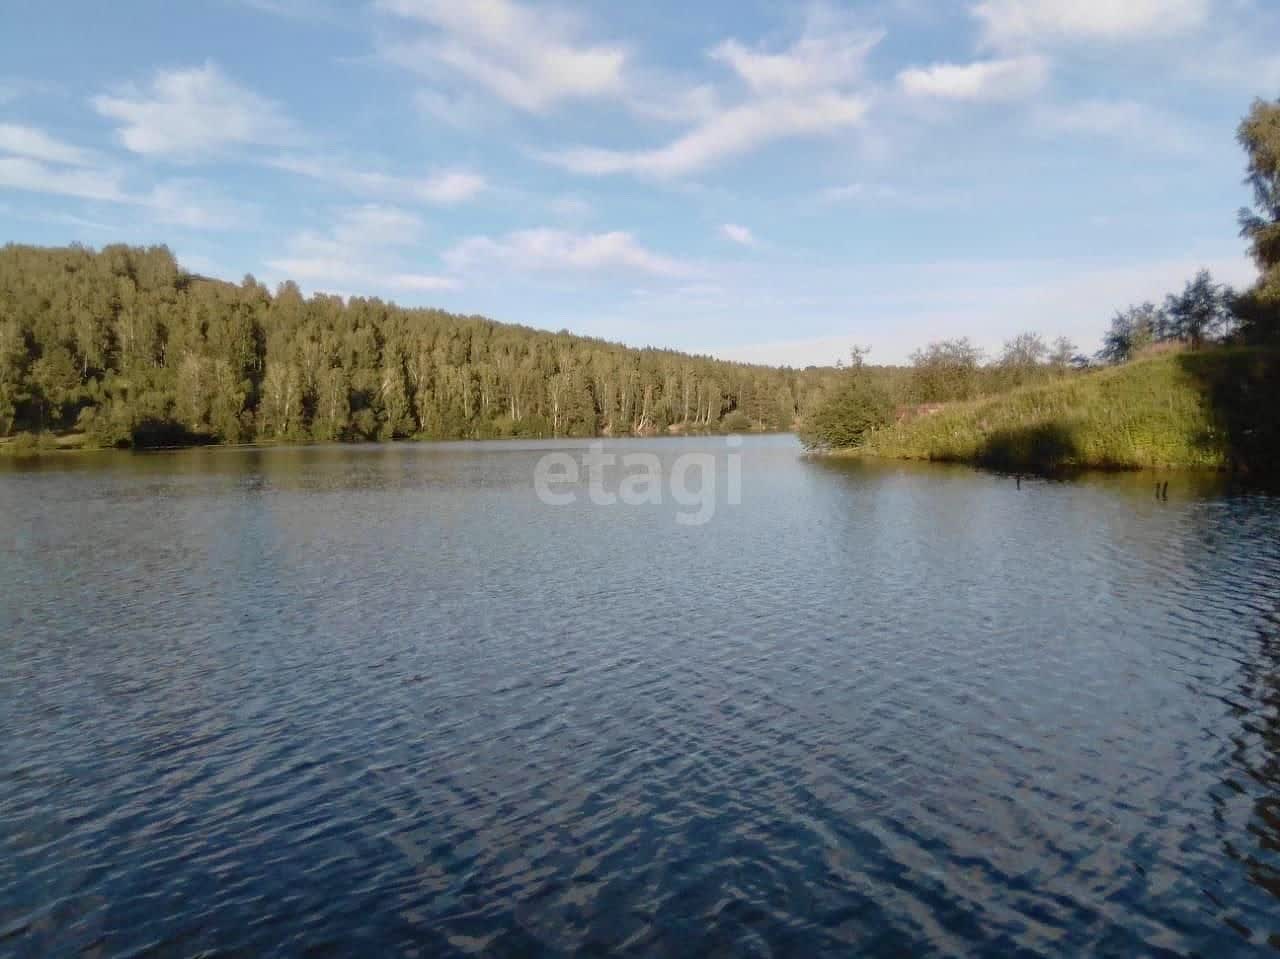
[{"xmin": 846, "ymin": 349, "xmax": 1280, "ymax": 474}]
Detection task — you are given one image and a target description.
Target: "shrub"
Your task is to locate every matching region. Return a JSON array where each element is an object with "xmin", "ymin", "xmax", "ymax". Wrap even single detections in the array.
[{"xmin": 799, "ymin": 377, "xmax": 894, "ymax": 450}]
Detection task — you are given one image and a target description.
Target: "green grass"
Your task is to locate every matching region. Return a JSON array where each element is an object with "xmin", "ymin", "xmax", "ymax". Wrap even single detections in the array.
[{"xmin": 841, "ymin": 348, "xmax": 1280, "ymax": 474}]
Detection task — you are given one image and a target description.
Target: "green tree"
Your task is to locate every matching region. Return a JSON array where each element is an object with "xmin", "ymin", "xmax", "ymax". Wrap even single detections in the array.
[
  {"xmin": 798, "ymin": 375, "xmax": 894, "ymax": 450},
  {"xmin": 30, "ymin": 346, "xmax": 81, "ymax": 430},
  {"xmin": 909, "ymin": 338, "xmax": 984, "ymax": 402},
  {"xmin": 799, "ymin": 351, "xmax": 894, "ymax": 450},
  {"xmin": 313, "ymin": 364, "xmax": 350, "ymax": 441},
  {"xmin": 1048, "ymin": 336, "xmax": 1080, "ymax": 370},
  {"xmin": 1099, "ymin": 303, "xmax": 1163, "ymax": 364},
  {"xmin": 1236, "ymin": 98, "xmax": 1280, "ymax": 343},
  {"xmin": 1164, "ymin": 269, "xmax": 1233, "ymax": 348},
  {"xmin": 1000, "ymin": 332, "xmax": 1048, "ymax": 368},
  {"xmin": 0, "ymin": 316, "xmax": 28, "ymax": 435}
]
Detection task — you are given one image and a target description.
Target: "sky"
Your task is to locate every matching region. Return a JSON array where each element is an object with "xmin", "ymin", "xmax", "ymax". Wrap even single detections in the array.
[{"xmin": 1, "ymin": 0, "xmax": 1277, "ymax": 365}]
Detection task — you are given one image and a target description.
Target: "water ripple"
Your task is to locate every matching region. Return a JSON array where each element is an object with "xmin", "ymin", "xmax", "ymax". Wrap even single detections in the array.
[{"xmin": 1, "ymin": 440, "xmax": 1279, "ymax": 956}]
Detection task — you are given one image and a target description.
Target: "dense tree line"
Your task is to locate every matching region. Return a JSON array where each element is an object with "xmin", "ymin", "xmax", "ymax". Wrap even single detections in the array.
[{"xmin": 0, "ymin": 243, "xmax": 833, "ymax": 447}]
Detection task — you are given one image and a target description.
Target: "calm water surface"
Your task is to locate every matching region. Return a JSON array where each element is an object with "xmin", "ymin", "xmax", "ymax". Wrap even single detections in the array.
[{"xmin": 2, "ymin": 435, "xmax": 1279, "ymax": 956}]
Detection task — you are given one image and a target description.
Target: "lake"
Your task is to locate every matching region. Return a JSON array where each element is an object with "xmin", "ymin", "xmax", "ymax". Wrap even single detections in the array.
[{"xmin": 2, "ymin": 435, "xmax": 1279, "ymax": 956}]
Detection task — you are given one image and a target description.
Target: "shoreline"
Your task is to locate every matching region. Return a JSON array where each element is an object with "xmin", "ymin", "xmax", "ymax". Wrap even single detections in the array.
[
  {"xmin": 0, "ymin": 428, "xmax": 795, "ymax": 458},
  {"xmin": 819, "ymin": 446, "xmax": 1235, "ymax": 476}
]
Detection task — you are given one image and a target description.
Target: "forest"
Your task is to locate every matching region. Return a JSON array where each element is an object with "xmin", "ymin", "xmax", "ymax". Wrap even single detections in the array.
[{"xmin": 0, "ymin": 244, "xmax": 838, "ymax": 449}]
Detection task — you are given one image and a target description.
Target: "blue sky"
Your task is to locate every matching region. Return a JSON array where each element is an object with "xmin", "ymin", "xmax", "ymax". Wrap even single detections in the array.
[{"xmin": 1, "ymin": 0, "xmax": 1277, "ymax": 364}]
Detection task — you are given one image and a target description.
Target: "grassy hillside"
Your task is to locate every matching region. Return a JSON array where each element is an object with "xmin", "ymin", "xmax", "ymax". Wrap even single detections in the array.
[{"xmin": 843, "ymin": 348, "xmax": 1280, "ymax": 474}]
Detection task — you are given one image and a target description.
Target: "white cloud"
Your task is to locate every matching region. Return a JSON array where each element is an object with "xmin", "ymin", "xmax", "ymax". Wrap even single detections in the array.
[
  {"xmin": 287, "ymin": 204, "xmax": 424, "ymax": 259},
  {"xmin": 0, "ymin": 152, "xmax": 249, "ymax": 230},
  {"xmin": 413, "ymin": 88, "xmax": 487, "ymax": 128},
  {"xmin": 416, "ymin": 170, "xmax": 487, "ymax": 204},
  {"xmin": 721, "ymin": 223, "xmax": 756, "ymax": 246},
  {"xmin": 0, "ymin": 121, "xmax": 252, "ymax": 229},
  {"xmin": 0, "ymin": 155, "xmax": 127, "ymax": 202},
  {"xmin": 269, "ymin": 255, "xmax": 458, "ymax": 292},
  {"xmin": 266, "ymin": 155, "xmax": 368, "ymax": 185},
  {"xmin": 446, "ymin": 229, "xmax": 688, "ymax": 276},
  {"xmin": 92, "ymin": 62, "xmax": 293, "ymax": 159},
  {"xmin": 1032, "ymin": 99, "xmax": 1192, "ymax": 151},
  {"xmin": 267, "ymin": 256, "xmax": 362, "ymax": 284},
  {"xmin": 626, "ymin": 80, "xmax": 722, "ymax": 125},
  {"xmin": 898, "ymin": 55, "xmax": 1048, "ymax": 100},
  {"xmin": 172, "ymin": 252, "xmax": 226, "ymax": 277},
  {"xmin": 549, "ymin": 93, "xmax": 869, "ymax": 177},
  {"xmin": 266, "ymin": 205, "xmax": 457, "ymax": 294},
  {"xmin": 0, "ymin": 124, "xmax": 96, "ymax": 166},
  {"xmin": 387, "ymin": 273, "xmax": 459, "ymax": 291},
  {"xmin": 973, "ymin": 0, "xmax": 1210, "ymax": 47},
  {"xmin": 377, "ymin": 0, "xmax": 627, "ymax": 112},
  {"xmin": 267, "ymin": 154, "xmax": 486, "ymax": 205},
  {"xmin": 6, "ymin": 209, "xmax": 117, "ymax": 234},
  {"xmin": 331, "ymin": 204, "xmax": 423, "ymax": 247},
  {"xmin": 710, "ymin": 23, "xmax": 882, "ymax": 94},
  {"xmin": 545, "ymin": 12, "xmax": 878, "ymax": 178},
  {"xmin": 1190, "ymin": 33, "xmax": 1280, "ymax": 92},
  {"xmin": 142, "ymin": 180, "xmax": 254, "ymax": 229}
]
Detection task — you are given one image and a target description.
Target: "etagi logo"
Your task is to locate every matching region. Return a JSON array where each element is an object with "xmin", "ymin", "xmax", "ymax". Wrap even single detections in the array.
[{"xmin": 533, "ymin": 438, "xmax": 743, "ymax": 526}]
